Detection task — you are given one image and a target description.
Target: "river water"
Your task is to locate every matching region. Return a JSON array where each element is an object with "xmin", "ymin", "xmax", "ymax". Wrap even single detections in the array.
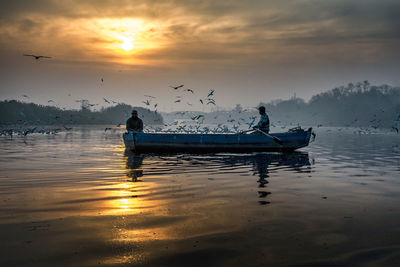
[{"xmin": 0, "ymin": 126, "xmax": 399, "ymax": 266}]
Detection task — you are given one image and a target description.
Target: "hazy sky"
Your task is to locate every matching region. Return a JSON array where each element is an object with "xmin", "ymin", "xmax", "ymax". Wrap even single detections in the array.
[{"xmin": 0, "ymin": 0, "xmax": 399, "ymax": 111}]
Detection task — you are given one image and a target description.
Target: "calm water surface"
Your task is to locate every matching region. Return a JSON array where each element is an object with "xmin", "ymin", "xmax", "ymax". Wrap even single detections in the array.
[{"xmin": 0, "ymin": 126, "xmax": 399, "ymax": 266}]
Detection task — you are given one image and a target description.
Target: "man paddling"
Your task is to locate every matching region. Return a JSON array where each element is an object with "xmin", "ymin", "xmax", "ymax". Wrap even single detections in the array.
[
  {"xmin": 126, "ymin": 110, "xmax": 143, "ymax": 133},
  {"xmin": 253, "ymin": 106, "xmax": 270, "ymax": 133}
]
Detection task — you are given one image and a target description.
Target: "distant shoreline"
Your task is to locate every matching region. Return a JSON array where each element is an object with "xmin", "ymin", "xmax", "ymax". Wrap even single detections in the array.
[{"xmin": 0, "ymin": 101, "xmax": 164, "ymax": 126}]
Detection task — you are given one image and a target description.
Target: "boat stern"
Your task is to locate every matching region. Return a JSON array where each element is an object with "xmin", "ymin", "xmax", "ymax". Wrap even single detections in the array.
[{"xmin": 123, "ymin": 132, "xmax": 135, "ymax": 150}]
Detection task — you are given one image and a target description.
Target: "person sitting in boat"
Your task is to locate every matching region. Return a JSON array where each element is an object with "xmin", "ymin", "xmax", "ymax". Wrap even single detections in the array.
[
  {"xmin": 253, "ymin": 106, "xmax": 270, "ymax": 133},
  {"xmin": 126, "ymin": 110, "xmax": 143, "ymax": 133}
]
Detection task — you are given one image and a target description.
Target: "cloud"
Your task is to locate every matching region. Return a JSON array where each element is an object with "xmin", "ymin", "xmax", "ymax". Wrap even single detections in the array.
[{"xmin": 0, "ymin": 0, "xmax": 399, "ymax": 68}]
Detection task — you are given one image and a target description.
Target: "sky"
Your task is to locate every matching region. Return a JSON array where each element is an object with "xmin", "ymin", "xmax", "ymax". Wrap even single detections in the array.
[{"xmin": 0, "ymin": 0, "xmax": 399, "ymax": 111}]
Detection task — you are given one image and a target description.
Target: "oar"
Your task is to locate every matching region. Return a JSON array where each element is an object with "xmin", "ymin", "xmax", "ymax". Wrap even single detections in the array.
[
  {"xmin": 239, "ymin": 129, "xmax": 255, "ymax": 134},
  {"xmin": 254, "ymin": 128, "xmax": 283, "ymax": 145}
]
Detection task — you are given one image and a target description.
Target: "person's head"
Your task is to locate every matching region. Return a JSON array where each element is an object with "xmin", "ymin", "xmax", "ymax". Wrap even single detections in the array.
[
  {"xmin": 131, "ymin": 110, "xmax": 138, "ymax": 118},
  {"xmin": 258, "ymin": 106, "xmax": 266, "ymax": 115}
]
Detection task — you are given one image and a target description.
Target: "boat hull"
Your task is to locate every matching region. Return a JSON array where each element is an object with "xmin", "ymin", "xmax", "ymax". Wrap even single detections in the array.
[{"xmin": 123, "ymin": 129, "xmax": 312, "ymax": 153}]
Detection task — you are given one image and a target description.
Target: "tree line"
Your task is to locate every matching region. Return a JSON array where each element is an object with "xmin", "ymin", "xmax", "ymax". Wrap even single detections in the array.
[{"xmin": 0, "ymin": 101, "xmax": 163, "ymax": 126}]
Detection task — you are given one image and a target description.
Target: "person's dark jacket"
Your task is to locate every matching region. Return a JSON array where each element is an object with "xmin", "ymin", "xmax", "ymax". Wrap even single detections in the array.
[{"xmin": 126, "ymin": 117, "xmax": 143, "ymax": 132}]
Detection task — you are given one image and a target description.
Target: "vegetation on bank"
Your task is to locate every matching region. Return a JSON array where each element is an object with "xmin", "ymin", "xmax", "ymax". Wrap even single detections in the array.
[
  {"xmin": 0, "ymin": 101, "xmax": 163, "ymax": 126},
  {"xmin": 1, "ymin": 81, "xmax": 399, "ymax": 128},
  {"xmin": 260, "ymin": 81, "xmax": 400, "ymax": 127}
]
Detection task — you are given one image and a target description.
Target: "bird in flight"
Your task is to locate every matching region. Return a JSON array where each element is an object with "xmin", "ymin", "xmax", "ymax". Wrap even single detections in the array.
[
  {"xmin": 23, "ymin": 54, "xmax": 52, "ymax": 60},
  {"xmin": 207, "ymin": 90, "xmax": 215, "ymax": 98},
  {"xmin": 191, "ymin": 115, "xmax": 204, "ymax": 120},
  {"xmin": 170, "ymin": 85, "xmax": 184, "ymax": 90},
  {"xmin": 185, "ymin": 89, "xmax": 194, "ymax": 94},
  {"xmin": 207, "ymin": 98, "xmax": 216, "ymax": 105}
]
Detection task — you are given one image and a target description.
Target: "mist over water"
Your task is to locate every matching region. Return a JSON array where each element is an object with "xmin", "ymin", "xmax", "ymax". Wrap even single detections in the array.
[{"xmin": 0, "ymin": 126, "xmax": 399, "ymax": 266}]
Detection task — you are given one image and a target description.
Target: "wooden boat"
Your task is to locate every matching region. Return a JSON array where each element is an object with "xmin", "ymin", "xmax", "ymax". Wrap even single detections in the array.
[{"xmin": 123, "ymin": 127, "xmax": 313, "ymax": 153}]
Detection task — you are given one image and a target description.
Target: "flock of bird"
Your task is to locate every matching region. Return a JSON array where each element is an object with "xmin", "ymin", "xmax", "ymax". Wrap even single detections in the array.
[
  {"xmin": 1, "ymin": 54, "xmax": 398, "ymax": 137},
  {"xmin": 140, "ymin": 84, "xmax": 217, "ymax": 117},
  {"xmin": 0, "ymin": 125, "xmax": 72, "ymax": 137}
]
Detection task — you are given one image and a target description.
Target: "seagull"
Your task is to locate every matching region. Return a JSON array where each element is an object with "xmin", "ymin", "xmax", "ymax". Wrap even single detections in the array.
[
  {"xmin": 103, "ymin": 98, "xmax": 110, "ymax": 104},
  {"xmin": 21, "ymin": 94, "xmax": 29, "ymax": 98},
  {"xmin": 207, "ymin": 90, "xmax": 215, "ymax": 98},
  {"xmin": 191, "ymin": 115, "xmax": 204, "ymax": 120},
  {"xmin": 48, "ymin": 100, "xmax": 54, "ymax": 103},
  {"xmin": 101, "ymin": 78, "xmax": 104, "ymax": 82},
  {"xmin": 169, "ymin": 85, "xmax": 184, "ymax": 90},
  {"xmin": 199, "ymin": 99, "xmax": 203, "ymax": 104},
  {"xmin": 154, "ymin": 103, "xmax": 158, "ymax": 108},
  {"xmin": 104, "ymin": 127, "xmax": 112, "ymax": 132},
  {"xmin": 23, "ymin": 54, "xmax": 52, "ymax": 60},
  {"xmin": 185, "ymin": 89, "xmax": 194, "ymax": 94},
  {"xmin": 174, "ymin": 99, "xmax": 181, "ymax": 103},
  {"xmin": 142, "ymin": 100, "xmax": 150, "ymax": 106},
  {"xmin": 145, "ymin": 95, "xmax": 156, "ymax": 99}
]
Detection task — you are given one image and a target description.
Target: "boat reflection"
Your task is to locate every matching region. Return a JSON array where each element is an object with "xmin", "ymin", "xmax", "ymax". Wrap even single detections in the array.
[
  {"xmin": 124, "ymin": 151, "xmax": 144, "ymax": 181},
  {"xmin": 250, "ymin": 152, "xmax": 311, "ymax": 205},
  {"xmin": 124, "ymin": 151, "xmax": 311, "ymax": 205}
]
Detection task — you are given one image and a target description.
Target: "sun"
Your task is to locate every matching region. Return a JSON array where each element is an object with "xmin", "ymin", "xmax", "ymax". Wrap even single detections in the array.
[
  {"xmin": 85, "ymin": 18, "xmax": 163, "ymax": 64},
  {"xmin": 121, "ymin": 37, "xmax": 134, "ymax": 51}
]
